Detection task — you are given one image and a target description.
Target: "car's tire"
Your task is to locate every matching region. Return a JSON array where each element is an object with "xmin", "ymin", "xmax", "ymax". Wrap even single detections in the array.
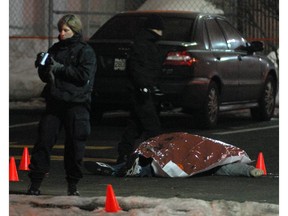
[
  {"xmin": 250, "ymin": 75, "xmax": 276, "ymax": 121},
  {"xmin": 196, "ymin": 81, "xmax": 219, "ymax": 129}
]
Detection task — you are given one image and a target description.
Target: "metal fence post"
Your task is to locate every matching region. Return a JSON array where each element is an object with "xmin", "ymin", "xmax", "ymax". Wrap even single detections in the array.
[{"xmin": 48, "ymin": 0, "xmax": 54, "ymax": 48}]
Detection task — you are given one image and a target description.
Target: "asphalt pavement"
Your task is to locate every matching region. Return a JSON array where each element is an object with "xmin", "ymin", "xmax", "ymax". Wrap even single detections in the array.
[
  {"xmin": 10, "ymin": 159, "xmax": 279, "ymax": 203},
  {"xmin": 9, "ymin": 103, "xmax": 280, "ymax": 215},
  {"xmin": 9, "ymin": 160, "xmax": 279, "ymax": 215}
]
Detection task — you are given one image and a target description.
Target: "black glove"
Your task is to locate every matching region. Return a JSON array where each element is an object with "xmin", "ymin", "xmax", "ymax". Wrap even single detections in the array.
[
  {"xmin": 50, "ymin": 57, "xmax": 64, "ymax": 75},
  {"xmin": 138, "ymin": 87, "xmax": 151, "ymax": 101},
  {"xmin": 152, "ymin": 86, "xmax": 164, "ymax": 97},
  {"xmin": 38, "ymin": 66, "xmax": 54, "ymax": 83},
  {"xmin": 34, "ymin": 52, "xmax": 45, "ymax": 68},
  {"xmin": 139, "ymin": 87, "xmax": 150, "ymax": 94}
]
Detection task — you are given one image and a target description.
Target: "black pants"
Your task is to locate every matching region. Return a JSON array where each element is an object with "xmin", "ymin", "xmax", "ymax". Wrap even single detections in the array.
[
  {"xmin": 29, "ymin": 100, "xmax": 90, "ymax": 185},
  {"xmin": 118, "ymin": 91, "xmax": 161, "ymax": 157}
]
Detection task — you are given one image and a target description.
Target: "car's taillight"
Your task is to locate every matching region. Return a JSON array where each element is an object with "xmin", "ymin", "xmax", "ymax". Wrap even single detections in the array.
[{"xmin": 163, "ymin": 51, "xmax": 197, "ymax": 66}]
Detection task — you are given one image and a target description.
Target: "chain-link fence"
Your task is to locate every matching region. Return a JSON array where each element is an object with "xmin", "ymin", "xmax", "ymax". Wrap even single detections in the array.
[
  {"xmin": 9, "ymin": 0, "xmax": 279, "ymax": 100},
  {"xmin": 10, "ymin": 0, "xmax": 279, "ymax": 52}
]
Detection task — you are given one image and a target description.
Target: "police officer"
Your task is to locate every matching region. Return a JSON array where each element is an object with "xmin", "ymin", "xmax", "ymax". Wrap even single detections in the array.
[
  {"xmin": 117, "ymin": 14, "xmax": 164, "ymax": 164},
  {"xmin": 27, "ymin": 14, "xmax": 96, "ymax": 196}
]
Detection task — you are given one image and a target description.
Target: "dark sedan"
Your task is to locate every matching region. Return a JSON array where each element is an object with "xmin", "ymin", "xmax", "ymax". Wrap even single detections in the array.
[{"xmin": 88, "ymin": 11, "xmax": 277, "ymax": 128}]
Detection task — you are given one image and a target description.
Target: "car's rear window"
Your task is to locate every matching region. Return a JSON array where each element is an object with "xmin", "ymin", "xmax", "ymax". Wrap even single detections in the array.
[{"xmin": 91, "ymin": 15, "xmax": 194, "ymax": 42}]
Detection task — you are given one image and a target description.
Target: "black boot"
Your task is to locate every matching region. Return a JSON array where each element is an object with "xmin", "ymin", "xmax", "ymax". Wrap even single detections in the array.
[
  {"xmin": 27, "ymin": 172, "xmax": 43, "ymax": 196},
  {"xmin": 84, "ymin": 161, "xmax": 114, "ymax": 175},
  {"xmin": 67, "ymin": 183, "xmax": 80, "ymax": 196},
  {"xmin": 116, "ymin": 153, "xmax": 139, "ymax": 177},
  {"xmin": 116, "ymin": 154, "xmax": 129, "ymax": 164},
  {"xmin": 27, "ymin": 181, "xmax": 41, "ymax": 195}
]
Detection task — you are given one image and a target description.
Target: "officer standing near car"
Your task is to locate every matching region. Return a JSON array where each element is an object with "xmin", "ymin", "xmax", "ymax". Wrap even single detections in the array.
[
  {"xmin": 27, "ymin": 14, "xmax": 96, "ymax": 196},
  {"xmin": 116, "ymin": 14, "xmax": 164, "ymax": 164}
]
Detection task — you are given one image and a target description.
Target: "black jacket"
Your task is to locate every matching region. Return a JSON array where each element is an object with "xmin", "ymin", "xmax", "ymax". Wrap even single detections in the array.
[
  {"xmin": 38, "ymin": 34, "xmax": 96, "ymax": 103},
  {"xmin": 128, "ymin": 29, "xmax": 162, "ymax": 91}
]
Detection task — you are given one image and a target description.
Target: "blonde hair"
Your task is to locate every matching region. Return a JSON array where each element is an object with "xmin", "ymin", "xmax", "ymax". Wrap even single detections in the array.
[{"xmin": 57, "ymin": 14, "xmax": 82, "ymax": 34}]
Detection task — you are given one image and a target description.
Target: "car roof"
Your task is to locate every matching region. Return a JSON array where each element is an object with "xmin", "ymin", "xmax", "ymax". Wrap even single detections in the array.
[{"xmin": 116, "ymin": 10, "xmax": 224, "ymax": 19}]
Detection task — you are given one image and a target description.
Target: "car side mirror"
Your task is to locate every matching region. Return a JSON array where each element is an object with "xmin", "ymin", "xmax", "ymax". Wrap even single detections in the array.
[{"xmin": 247, "ymin": 41, "xmax": 264, "ymax": 53}]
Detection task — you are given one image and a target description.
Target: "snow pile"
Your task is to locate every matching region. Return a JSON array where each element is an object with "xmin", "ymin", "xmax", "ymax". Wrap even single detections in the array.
[
  {"xmin": 9, "ymin": 195, "xmax": 278, "ymax": 216},
  {"xmin": 138, "ymin": 0, "xmax": 223, "ymax": 14}
]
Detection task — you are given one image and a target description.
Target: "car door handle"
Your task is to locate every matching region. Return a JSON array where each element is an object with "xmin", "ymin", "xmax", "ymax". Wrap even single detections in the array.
[
  {"xmin": 238, "ymin": 55, "xmax": 242, "ymax": 61},
  {"xmin": 216, "ymin": 56, "xmax": 221, "ymax": 61}
]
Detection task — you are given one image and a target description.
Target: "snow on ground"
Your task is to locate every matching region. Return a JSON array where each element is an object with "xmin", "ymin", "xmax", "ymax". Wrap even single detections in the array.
[
  {"xmin": 138, "ymin": 0, "xmax": 223, "ymax": 13},
  {"xmin": 10, "ymin": 195, "xmax": 278, "ymax": 216}
]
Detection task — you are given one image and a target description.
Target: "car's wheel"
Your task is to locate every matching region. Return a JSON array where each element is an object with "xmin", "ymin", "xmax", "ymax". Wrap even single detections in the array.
[
  {"xmin": 196, "ymin": 81, "xmax": 219, "ymax": 129},
  {"xmin": 250, "ymin": 75, "xmax": 276, "ymax": 121}
]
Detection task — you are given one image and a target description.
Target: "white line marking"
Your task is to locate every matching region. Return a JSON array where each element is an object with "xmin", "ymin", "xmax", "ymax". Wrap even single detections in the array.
[
  {"xmin": 11, "ymin": 155, "xmax": 116, "ymax": 163},
  {"xmin": 9, "ymin": 121, "xmax": 39, "ymax": 128},
  {"xmin": 9, "ymin": 144, "xmax": 113, "ymax": 150},
  {"xmin": 213, "ymin": 125, "xmax": 279, "ymax": 135}
]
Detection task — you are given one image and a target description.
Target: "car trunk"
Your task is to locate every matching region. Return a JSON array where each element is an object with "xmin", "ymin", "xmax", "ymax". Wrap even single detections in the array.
[
  {"xmin": 88, "ymin": 38, "xmax": 197, "ymax": 107},
  {"xmin": 88, "ymin": 40, "xmax": 133, "ymax": 106},
  {"xmin": 158, "ymin": 42, "xmax": 196, "ymax": 96}
]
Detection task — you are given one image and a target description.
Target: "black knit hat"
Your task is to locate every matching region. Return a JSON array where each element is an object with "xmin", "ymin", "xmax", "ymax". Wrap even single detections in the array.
[{"xmin": 144, "ymin": 14, "xmax": 164, "ymax": 30}]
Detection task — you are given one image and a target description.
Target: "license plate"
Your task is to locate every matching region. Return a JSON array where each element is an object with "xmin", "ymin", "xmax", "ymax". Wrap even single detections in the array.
[{"xmin": 114, "ymin": 58, "xmax": 126, "ymax": 71}]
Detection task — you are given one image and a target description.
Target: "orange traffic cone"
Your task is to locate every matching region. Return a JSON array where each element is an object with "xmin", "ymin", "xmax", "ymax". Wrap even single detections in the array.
[
  {"xmin": 256, "ymin": 152, "xmax": 267, "ymax": 175},
  {"xmin": 9, "ymin": 157, "xmax": 19, "ymax": 182},
  {"xmin": 105, "ymin": 184, "xmax": 122, "ymax": 212},
  {"xmin": 19, "ymin": 147, "xmax": 30, "ymax": 171}
]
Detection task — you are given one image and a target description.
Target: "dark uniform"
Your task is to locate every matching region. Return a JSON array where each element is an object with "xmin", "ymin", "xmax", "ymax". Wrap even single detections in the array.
[
  {"xmin": 28, "ymin": 33, "xmax": 96, "ymax": 195},
  {"xmin": 117, "ymin": 15, "xmax": 164, "ymax": 163}
]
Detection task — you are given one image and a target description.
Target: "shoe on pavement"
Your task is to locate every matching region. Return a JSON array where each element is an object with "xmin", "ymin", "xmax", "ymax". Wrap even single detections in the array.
[
  {"xmin": 67, "ymin": 183, "xmax": 80, "ymax": 196},
  {"xmin": 116, "ymin": 154, "xmax": 129, "ymax": 164},
  {"xmin": 116, "ymin": 153, "xmax": 139, "ymax": 177},
  {"xmin": 84, "ymin": 161, "xmax": 114, "ymax": 176},
  {"xmin": 67, "ymin": 190, "xmax": 80, "ymax": 196},
  {"xmin": 250, "ymin": 168, "xmax": 264, "ymax": 177},
  {"xmin": 26, "ymin": 188, "xmax": 41, "ymax": 196}
]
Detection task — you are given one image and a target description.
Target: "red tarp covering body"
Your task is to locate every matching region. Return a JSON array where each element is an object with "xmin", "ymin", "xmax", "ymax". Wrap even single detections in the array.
[{"xmin": 135, "ymin": 132, "xmax": 251, "ymax": 177}]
